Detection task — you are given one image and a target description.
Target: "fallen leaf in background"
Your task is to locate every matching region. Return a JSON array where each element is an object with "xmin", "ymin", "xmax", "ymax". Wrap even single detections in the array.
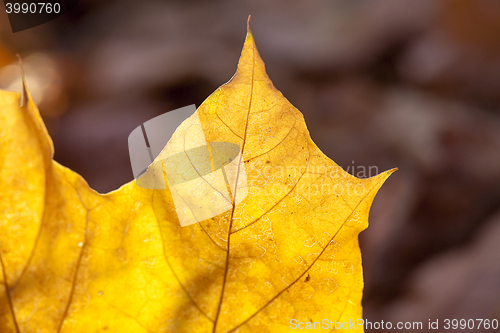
[{"xmin": 0, "ymin": 20, "xmax": 394, "ymax": 332}]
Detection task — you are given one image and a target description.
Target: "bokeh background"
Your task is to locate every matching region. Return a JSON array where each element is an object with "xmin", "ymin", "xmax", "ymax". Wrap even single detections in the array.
[{"xmin": 1, "ymin": 0, "xmax": 500, "ymax": 331}]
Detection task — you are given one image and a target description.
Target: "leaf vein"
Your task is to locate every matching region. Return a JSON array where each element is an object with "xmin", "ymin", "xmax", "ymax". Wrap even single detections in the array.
[{"xmin": 216, "ymin": 112, "xmax": 243, "ymax": 140}]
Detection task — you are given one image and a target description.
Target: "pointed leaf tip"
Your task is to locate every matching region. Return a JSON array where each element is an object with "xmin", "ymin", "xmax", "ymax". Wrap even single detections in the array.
[
  {"xmin": 388, "ymin": 167, "xmax": 398, "ymax": 175},
  {"xmin": 245, "ymin": 15, "xmax": 253, "ymax": 41},
  {"xmin": 232, "ymin": 17, "xmax": 271, "ymax": 85},
  {"xmin": 16, "ymin": 54, "xmax": 27, "ymax": 107},
  {"xmin": 379, "ymin": 167, "xmax": 397, "ymax": 181},
  {"xmin": 247, "ymin": 15, "xmax": 252, "ymax": 33}
]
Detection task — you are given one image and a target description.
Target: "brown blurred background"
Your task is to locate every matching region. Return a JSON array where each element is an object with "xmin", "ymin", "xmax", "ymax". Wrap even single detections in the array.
[{"xmin": 1, "ymin": 0, "xmax": 500, "ymax": 331}]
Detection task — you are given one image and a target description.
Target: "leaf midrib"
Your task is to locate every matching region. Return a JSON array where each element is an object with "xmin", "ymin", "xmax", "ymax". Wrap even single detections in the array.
[{"xmin": 212, "ymin": 41, "xmax": 256, "ymax": 333}]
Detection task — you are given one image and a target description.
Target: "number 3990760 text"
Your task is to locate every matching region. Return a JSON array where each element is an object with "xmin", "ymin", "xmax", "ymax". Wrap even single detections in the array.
[{"xmin": 5, "ymin": 2, "xmax": 61, "ymax": 14}]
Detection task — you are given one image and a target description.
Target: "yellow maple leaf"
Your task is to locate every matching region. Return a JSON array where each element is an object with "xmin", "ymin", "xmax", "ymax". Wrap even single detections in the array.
[{"xmin": 0, "ymin": 19, "xmax": 395, "ymax": 333}]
